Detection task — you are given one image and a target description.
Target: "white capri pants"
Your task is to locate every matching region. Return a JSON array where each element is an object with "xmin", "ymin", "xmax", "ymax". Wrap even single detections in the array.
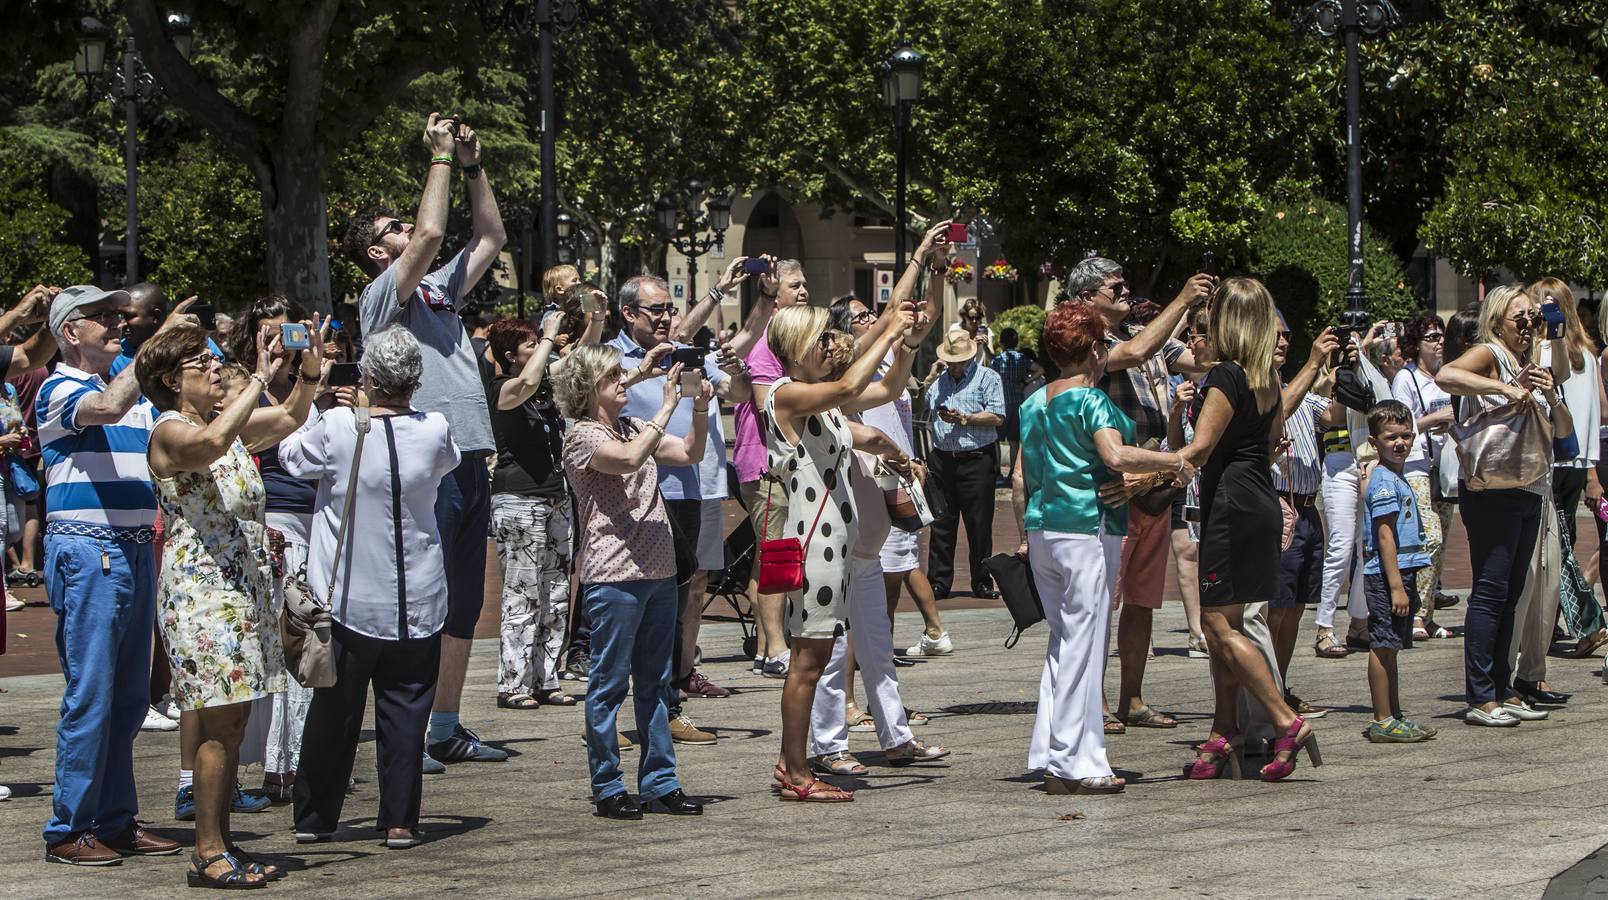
[
  {"xmin": 1511, "ymin": 492, "xmax": 1561, "ymax": 684},
  {"xmin": 1316, "ymin": 454, "xmax": 1369, "ymax": 628},
  {"xmin": 1026, "ymin": 530, "xmax": 1120, "ymax": 780},
  {"xmin": 811, "ymin": 555, "xmax": 914, "ymax": 755}
]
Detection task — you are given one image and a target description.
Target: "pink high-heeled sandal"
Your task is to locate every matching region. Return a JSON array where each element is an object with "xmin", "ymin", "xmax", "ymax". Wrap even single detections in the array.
[
  {"xmin": 1187, "ymin": 729, "xmax": 1242, "ymax": 780},
  {"xmin": 1260, "ymin": 717, "xmax": 1322, "ymax": 781}
]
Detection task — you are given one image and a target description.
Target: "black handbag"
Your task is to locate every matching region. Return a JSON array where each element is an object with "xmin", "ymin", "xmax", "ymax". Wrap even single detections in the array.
[
  {"xmin": 982, "ymin": 552, "xmax": 1044, "ymax": 648},
  {"xmin": 1333, "ymin": 365, "xmax": 1375, "ymax": 414}
]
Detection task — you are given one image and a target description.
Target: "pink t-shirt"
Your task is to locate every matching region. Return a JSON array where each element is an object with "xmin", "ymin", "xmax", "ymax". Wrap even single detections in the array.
[
  {"xmin": 563, "ymin": 418, "xmax": 677, "ymax": 584},
  {"xmin": 732, "ymin": 327, "xmax": 785, "ymax": 483}
]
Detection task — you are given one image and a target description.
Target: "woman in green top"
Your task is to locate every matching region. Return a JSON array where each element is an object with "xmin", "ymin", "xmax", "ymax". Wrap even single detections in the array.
[{"xmin": 1011, "ymin": 303, "xmax": 1191, "ymax": 795}]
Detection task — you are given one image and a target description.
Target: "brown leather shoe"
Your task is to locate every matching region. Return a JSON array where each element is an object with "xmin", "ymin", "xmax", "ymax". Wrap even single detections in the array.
[
  {"xmin": 101, "ymin": 825, "xmax": 183, "ymax": 856},
  {"xmin": 45, "ymin": 833, "xmax": 124, "ymax": 866}
]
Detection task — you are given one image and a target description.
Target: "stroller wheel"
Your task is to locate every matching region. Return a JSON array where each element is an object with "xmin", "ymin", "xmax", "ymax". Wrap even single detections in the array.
[{"xmin": 742, "ymin": 635, "xmax": 759, "ymax": 660}]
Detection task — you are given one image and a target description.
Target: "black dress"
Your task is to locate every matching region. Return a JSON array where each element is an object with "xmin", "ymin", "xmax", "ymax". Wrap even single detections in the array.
[{"xmin": 1193, "ymin": 361, "xmax": 1281, "ymax": 606}]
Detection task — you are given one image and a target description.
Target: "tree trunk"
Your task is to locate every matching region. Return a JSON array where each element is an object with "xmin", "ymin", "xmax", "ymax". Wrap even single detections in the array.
[
  {"xmin": 598, "ymin": 230, "xmax": 619, "ymax": 297},
  {"xmin": 262, "ymin": 147, "xmax": 333, "ymax": 311}
]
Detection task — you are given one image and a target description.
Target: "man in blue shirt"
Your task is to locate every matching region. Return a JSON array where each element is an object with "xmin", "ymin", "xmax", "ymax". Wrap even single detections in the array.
[
  {"xmin": 989, "ymin": 327, "xmax": 1041, "ymax": 478},
  {"xmin": 925, "ymin": 330, "xmax": 1005, "ymax": 599},
  {"xmin": 608, "ymin": 276, "xmax": 750, "ymax": 742}
]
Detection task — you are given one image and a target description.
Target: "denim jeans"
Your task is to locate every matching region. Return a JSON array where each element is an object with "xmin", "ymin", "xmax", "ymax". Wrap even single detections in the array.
[
  {"xmin": 1460, "ymin": 487, "xmax": 1543, "ymax": 706},
  {"xmin": 43, "ymin": 534, "xmax": 157, "ymax": 844},
  {"xmin": 583, "ymin": 578, "xmax": 680, "ymax": 802}
]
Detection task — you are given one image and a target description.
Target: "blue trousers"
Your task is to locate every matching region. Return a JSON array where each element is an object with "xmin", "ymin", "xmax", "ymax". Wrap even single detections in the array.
[
  {"xmin": 42, "ymin": 534, "xmax": 157, "ymax": 844},
  {"xmin": 583, "ymin": 578, "xmax": 679, "ymax": 803}
]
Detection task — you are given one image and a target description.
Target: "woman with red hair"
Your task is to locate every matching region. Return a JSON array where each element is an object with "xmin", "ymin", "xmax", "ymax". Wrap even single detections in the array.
[{"xmin": 1011, "ymin": 303, "xmax": 1192, "ymax": 795}]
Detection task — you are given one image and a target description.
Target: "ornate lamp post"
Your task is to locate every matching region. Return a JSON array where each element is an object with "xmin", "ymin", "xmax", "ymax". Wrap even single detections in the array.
[
  {"xmin": 656, "ymin": 182, "xmax": 732, "ymax": 309},
  {"xmin": 476, "ymin": 1, "xmax": 589, "ymax": 273},
  {"xmin": 1303, "ymin": 0, "xmax": 1401, "ymax": 331},
  {"xmin": 77, "ymin": 13, "xmax": 195, "ymax": 285},
  {"xmin": 555, "ymin": 210, "xmax": 591, "ymax": 279},
  {"xmin": 879, "ymin": 35, "xmax": 925, "ymax": 279}
]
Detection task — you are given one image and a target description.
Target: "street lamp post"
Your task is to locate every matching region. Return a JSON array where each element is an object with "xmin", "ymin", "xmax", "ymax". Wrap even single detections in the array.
[
  {"xmin": 477, "ymin": 1, "xmax": 589, "ymax": 274},
  {"xmin": 1304, "ymin": 0, "xmax": 1400, "ymax": 331},
  {"xmin": 880, "ymin": 36, "xmax": 925, "ymax": 282},
  {"xmin": 76, "ymin": 14, "xmax": 194, "ymax": 286},
  {"xmin": 657, "ymin": 183, "xmax": 732, "ymax": 313},
  {"xmin": 555, "ymin": 211, "xmax": 590, "ymax": 279}
]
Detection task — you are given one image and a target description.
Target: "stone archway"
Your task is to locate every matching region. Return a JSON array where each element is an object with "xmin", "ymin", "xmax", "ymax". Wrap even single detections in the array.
[{"xmin": 736, "ymin": 192, "xmax": 807, "ymax": 317}]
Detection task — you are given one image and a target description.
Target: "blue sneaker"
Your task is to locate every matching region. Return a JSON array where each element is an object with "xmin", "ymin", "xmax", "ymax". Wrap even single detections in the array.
[
  {"xmin": 426, "ymin": 724, "xmax": 508, "ymax": 763},
  {"xmin": 175, "ymin": 785, "xmax": 196, "ymax": 821},
  {"xmin": 422, "ymin": 752, "xmax": 446, "ymax": 775},
  {"xmin": 232, "ymin": 786, "xmax": 270, "ymax": 813}
]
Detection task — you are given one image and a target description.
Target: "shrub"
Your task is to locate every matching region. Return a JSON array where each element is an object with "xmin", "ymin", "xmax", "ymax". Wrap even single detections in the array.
[{"xmin": 992, "ymin": 303, "xmax": 1047, "ymax": 355}]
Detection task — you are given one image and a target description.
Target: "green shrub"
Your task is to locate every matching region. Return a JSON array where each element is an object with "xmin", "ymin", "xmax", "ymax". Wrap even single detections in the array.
[
  {"xmin": 993, "ymin": 303, "xmax": 1047, "ymax": 355},
  {"xmin": 1247, "ymin": 196, "xmax": 1419, "ymax": 373}
]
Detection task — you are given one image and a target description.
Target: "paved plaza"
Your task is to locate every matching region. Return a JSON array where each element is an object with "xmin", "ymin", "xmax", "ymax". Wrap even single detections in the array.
[{"xmin": 3, "ymin": 590, "xmax": 1608, "ymax": 898}]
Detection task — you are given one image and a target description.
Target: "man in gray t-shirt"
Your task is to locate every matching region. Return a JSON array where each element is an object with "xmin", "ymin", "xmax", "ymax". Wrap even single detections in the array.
[{"xmin": 343, "ymin": 113, "xmax": 507, "ymax": 768}]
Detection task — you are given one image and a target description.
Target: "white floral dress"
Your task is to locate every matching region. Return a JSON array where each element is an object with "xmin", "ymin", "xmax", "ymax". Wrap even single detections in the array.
[{"xmin": 154, "ymin": 412, "xmax": 285, "ymax": 709}]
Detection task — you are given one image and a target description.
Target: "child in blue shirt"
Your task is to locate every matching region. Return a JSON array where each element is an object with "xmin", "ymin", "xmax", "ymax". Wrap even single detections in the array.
[{"xmin": 1361, "ymin": 400, "xmax": 1436, "ymax": 744}]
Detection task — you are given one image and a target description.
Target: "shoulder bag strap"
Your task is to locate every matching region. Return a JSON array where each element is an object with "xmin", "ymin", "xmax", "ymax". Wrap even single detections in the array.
[{"xmin": 323, "ymin": 407, "xmax": 370, "ymax": 605}]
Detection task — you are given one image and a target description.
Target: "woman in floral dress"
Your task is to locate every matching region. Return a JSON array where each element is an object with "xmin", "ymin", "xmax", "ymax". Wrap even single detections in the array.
[{"xmin": 137, "ymin": 320, "xmax": 323, "ymax": 889}]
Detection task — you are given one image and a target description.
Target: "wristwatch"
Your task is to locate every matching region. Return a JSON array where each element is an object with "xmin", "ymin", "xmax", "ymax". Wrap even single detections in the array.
[{"xmin": 463, "ymin": 163, "xmax": 483, "ymax": 180}]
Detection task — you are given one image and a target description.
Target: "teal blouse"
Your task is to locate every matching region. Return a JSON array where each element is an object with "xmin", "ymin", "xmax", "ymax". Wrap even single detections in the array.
[{"xmin": 1021, "ymin": 386, "xmax": 1136, "ymax": 537}]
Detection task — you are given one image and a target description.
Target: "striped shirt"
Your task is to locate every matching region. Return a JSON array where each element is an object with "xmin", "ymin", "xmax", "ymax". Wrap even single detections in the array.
[
  {"xmin": 37, "ymin": 364, "xmax": 157, "ymax": 529},
  {"xmin": 1272, "ymin": 392, "xmax": 1327, "ymax": 495},
  {"xmin": 926, "ymin": 362, "xmax": 1004, "ymax": 451}
]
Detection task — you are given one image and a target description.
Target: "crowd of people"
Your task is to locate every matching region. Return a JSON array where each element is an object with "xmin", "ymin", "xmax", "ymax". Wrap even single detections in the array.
[{"xmin": 3, "ymin": 111, "xmax": 1607, "ymax": 883}]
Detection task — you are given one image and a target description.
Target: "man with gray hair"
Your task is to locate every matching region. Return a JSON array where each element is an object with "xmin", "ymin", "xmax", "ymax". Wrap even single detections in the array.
[
  {"xmin": 676, "ymin": 256, "xmax": 803, "ymax": 678},
  {"xmin": 609, "ymin": 275, "xmax": 751, "ymax": 743},
  {"xmin": 1069, "ymin": 256, "xmax": 1212, "ymax": 731}
]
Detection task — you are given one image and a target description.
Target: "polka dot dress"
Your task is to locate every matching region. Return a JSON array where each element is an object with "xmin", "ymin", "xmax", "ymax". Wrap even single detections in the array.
[{"xmin": 764, "ymin": 377, "xmax": 857, "ymax": 641}]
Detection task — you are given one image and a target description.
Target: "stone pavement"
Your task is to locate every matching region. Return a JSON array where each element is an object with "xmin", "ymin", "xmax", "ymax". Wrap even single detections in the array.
[{"xmin": 4, "ymin": 596, "xmax": 1608, "ymax": 898}]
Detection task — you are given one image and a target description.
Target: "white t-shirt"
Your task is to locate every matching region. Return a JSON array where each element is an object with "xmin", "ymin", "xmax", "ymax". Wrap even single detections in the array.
[
  {"xmin": 1541, "ymin": 344, "xmax": 1602, "ymax": 468},
  {"xmin": 1392, "ymin": 363, "xmax": 1452, "ymax": 477}
]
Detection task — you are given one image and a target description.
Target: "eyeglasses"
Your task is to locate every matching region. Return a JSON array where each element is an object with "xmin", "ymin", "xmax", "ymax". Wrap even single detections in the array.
[
  {"xmin": 68, "ymin": 308, "xmax": 128, "ymax": 326},
  {"xmin": 368, "ymin": 220, "xmax": 404, "ymax": 246},
  {"xmin": 1421, "ymin": 332, "xmax": 1444, "ymax": 342},
  {"xmin": 1508, "ymin": 312, "xmax": 1543, "ymax": 328},
  {"xmin": 817, "ymin": 331, "xmax": 839, "ymax": 349},
  {"xmin": 631, "ymin": 304, "xmax": 678, "ymax": 320},
  {"xmin": 1277, "ymin": 331, "xmax": 1292, "ymax": 340},
  {"xmin": 852, "ymin": 310, "xmax": 878, "ymax": 325},
  {"xmin": 176, "ymin": 351, "xmax": 218, "ymax": 372}
]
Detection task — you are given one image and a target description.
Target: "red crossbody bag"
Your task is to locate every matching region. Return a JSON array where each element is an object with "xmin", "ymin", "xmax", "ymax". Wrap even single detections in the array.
[{"xmin": 757, "ymin": 474, "xmax": 832, "ymax": 595}]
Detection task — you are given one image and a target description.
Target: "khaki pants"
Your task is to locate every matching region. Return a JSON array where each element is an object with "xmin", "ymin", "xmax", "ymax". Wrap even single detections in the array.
[{"xmin": 1510, "ymin": 494, "xmax": 1561, "ymax": 683}]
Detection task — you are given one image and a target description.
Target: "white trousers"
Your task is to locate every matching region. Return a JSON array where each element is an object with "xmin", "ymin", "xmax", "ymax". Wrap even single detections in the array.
[
  {"xmin": 1235, "ymin": 600, "xmax": 1285, "ymax": 748},
  {"xmin": 810, "ymin": 555, "xmax": 914, "ymax": 755},
  {"xmin": 1026, "ymin": 531, "xmax": 1120, "ymax": 780},
  {"xmin": 1511, "ymin": 493, "xmax": 1561, "ymax": 683},
  {"xmin": 1316, "ymin": 456, "xmax": 1369, "ymax": 628}
]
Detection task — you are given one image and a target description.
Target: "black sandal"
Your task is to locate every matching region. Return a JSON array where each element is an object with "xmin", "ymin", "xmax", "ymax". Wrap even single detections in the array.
[
  {"xmin": 225, "ymin": 846, "xmax": 285, "ymax": 881},
  {"xmin": 497, "ymin": 693, "xmax": 541, "ymax": 710},
  {"xmin": 186, "ymin": 852, "xmax": 266, "ymax": 889},
  {"xmin": 537, "ymin": 689, "xmax": 576, "ymax": 707}
]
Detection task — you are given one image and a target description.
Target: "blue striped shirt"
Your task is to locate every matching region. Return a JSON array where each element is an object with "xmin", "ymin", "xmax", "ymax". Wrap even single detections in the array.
[
  {"xmin": 1271, "ymin": 392, "xmax": 1327, "ymax": 495},
  {"xmin": 926, "ymin": 362, "xmax": 1005, "ymax": 451},
  {"xmin": 37, "ymin": 365, "xmax": 157, "ymax": 529}
]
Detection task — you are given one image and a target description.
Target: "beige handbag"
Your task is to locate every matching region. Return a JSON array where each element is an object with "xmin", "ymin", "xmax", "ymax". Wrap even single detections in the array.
[{"xmin": 1449, "ymin": 397, "xmax": 1551, "ymax": 492}]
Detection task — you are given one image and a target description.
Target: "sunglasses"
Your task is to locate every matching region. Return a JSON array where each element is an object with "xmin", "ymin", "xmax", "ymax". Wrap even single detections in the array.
[
  {"xmin": 1421, "ymin": 332, "xmax": 1444, "ymax": 342},
  {"xmin": 177, "ymin": 351, "xmax": 218, "ymax": 372},
  {"xmin": 68, "ymin": 308, "xmax": 129, "ymax": 326},
  {"xmin": 1508, "ymin": 312, "xmax": 1543, "ymax": 328},
  {"xmin": 368, "ymin": 220, "xmax": 405, "ymax": 246},
  {"xmin": 631, "ymin": 304, "xmax": 678, "ymax": 319}
]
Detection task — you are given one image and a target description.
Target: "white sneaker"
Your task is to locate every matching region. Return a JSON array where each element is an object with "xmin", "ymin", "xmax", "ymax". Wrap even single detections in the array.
[
  {"xmin": 1187, "ymin": 634, "xmax": 1209, "ymax": 659},
  {"xmin": 905, "ymin": 632, "xmax": 954, "ymax": 657},
  {"xmin": 141, "ymin": 705, "xmax": 179, "ymax": 732},
  {"xmin": 1500, "ymin": 701, "xmax": 1549, "ymax": 721},
  {"xmin": 156, "ymin": 695, "xmax": 181, "ymax": 721},
  {"xmin": 1464, "ymin": 706, "xmax": 1519, "ymax": 727}
]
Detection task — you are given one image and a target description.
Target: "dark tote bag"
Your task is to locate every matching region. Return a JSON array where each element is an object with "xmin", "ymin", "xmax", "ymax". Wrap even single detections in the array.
[{"xmin": 982, "ymin": 552, "xmax": 1044, "ymax": 648}]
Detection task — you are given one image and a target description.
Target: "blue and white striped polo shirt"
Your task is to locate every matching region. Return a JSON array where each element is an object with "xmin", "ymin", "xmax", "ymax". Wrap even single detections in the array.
[{"xmin": 37, "ymin": 364, "xmax": 157, "ymax": 530}]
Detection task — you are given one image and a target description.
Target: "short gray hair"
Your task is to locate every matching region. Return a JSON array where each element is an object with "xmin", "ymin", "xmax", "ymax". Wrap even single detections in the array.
[
  {"xmin": 618, "ymin": 275, "xmax": 670, "ymax": 310},
  {"xmin": 1064, "ymin": 257, "xmax": 1123, "ymax": 297},
  {"xmin": 360, "ymin": 326, "xmax": 423, "ymax": 398},
  {"xmin": 775, "ymin": 259, "xmax": 804, "ymax": 279},
  {"xmin": 553, "ymin": 343, "xmax": 623, "ymax": 420}
]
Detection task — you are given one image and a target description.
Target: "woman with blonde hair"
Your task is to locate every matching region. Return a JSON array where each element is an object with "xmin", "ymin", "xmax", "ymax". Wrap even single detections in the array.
[
  {"xmin": 1529, "ymin": 278, "xmax": 1608, "ymax": 658},
  {"xmin": 1177, "ymin": 277, "xmax": 1319, "ymax": 782},
  {"xmin": 1438, "ymin": 283, "xmax": 1573, "ymax": 725},
  {"xmin": 764, "ymin": 301, "xmax": 910, "ymax": 801}
]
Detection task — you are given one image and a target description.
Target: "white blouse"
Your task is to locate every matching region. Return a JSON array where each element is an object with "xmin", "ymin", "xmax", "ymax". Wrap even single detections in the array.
[{"xmin": 278, "ymin": 407, "xmax": 461, "ymax": 640}]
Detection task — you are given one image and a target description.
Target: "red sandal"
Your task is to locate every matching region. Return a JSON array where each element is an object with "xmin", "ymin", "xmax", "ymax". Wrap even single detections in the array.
[{"xmin": 779, "ymin": 777, "xmax": 854, "ymax": 802}]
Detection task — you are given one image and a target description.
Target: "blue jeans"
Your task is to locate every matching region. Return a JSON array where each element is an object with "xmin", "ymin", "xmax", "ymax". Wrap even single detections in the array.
[
  {"xmin": 1460, "ymin": 487, "xmax": 1543, "ymax": 705},
  {"xmin": 583, "ymin": 578, "xmax": 679, "ymax": 802},
  {"xmin": 42, "ymin": 534, "xmax": 157, "ymax": 844}
]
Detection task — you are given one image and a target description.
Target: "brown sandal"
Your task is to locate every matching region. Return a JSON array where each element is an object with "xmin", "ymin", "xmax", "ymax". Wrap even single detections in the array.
[
  {"xmin": 537, "ymin": 689, "xmax": 577, "ymax": 707},
  {"xmin": 1313, "ymin": 631, "xmax": 1348, "ymax": 659},
  {"xmin": 497, "ymin": 693, "xmax": 540, "ymax": 710},
  {"xmin": 1103, "ymin": 715, "xmax": 1126, "ymax": 735},
  {"xmin": 1118, "ymin": 706, "xmax": 1177, "ymax": 728}
]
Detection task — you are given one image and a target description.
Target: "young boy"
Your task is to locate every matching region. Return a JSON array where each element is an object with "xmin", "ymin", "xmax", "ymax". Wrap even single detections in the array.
[{"xmin": 1360, "ymin": 400, "xmax": 1437, "ymax": 743}]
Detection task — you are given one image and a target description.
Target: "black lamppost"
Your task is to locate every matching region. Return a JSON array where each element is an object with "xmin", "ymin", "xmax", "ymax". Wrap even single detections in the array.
[
  {"xmin": 555, "ymin": 210, "xmax": 590, "ymax": 279},
  {"xmin": 1304, "ymin": 0, "xmax": 1400, "ymax": 331},
  {"xmin": 76, "ymin": 13, "xmax": 194, "ymax": 286},
  {"xmin": 477, "ymin": 1, "xmax": 589, "ymax": 273},
  {"xmin": 880, "ymin": 36, "xmax": 925, "ymax": 280},
  {"xmin": 656, "ymin": 182, "xmax": 732, "ymax": 309}
]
